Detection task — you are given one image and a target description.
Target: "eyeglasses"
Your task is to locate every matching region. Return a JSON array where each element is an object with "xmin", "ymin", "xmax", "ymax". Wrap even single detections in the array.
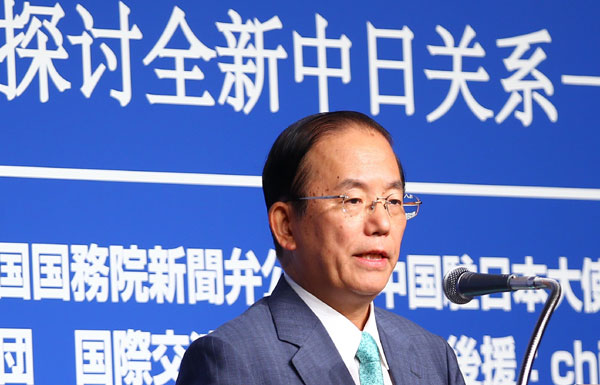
[{"xmin": 296, "ymin": 192, "xmax": 421, "ymax": 220}]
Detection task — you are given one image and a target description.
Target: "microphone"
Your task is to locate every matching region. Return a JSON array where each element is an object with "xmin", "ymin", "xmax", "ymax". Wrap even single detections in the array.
[{"xmin": 443, "ymin": 266, "xmax": 546, "ymax": 304}]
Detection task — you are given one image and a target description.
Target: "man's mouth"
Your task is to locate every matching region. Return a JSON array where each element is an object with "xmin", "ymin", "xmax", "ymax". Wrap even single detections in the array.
[{"xmin": 355, "ymin": 252, "xmax": 388, "ymax": 260}]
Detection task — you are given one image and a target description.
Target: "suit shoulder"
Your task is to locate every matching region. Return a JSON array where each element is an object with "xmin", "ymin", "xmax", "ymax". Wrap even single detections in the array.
[
  {"xmin": 202, "ymin": 296, "xmax": 273, "ymax": 342},
  {"xmin": 188, "ymin": 294, "xmax": 282, "ymax": 357}
]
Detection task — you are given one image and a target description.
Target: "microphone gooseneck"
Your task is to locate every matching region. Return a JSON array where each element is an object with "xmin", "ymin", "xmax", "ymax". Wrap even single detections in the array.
[{"xmin": 443, "ymin": 266, "xmax": 562, "ymax": 385}]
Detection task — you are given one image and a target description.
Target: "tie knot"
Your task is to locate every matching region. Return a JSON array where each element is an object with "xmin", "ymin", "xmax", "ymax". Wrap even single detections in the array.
[{"xmin": 356, "ymin": 332, "xmax": 380, "ymax": 364}]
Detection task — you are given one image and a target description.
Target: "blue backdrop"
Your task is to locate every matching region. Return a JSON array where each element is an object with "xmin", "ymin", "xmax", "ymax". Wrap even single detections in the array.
[{"xmin": 1, "ymin": 1, "xmax": 599, "ymax": 384}]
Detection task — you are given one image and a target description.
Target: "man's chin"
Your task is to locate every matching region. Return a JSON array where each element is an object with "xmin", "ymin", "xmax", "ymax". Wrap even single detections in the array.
[
  {"xmin": 350, "ymin": 283, "xmax": 387, "ymax": 298},
  {"xmin": 351, "ymin": 271, "xmax": 393, "ymax": 295}
]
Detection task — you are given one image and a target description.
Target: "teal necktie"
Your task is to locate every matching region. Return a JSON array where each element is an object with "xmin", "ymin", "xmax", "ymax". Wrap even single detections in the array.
[{"xmin": 355, "ymin": 332, "xmax": 384, "ymax": 385}]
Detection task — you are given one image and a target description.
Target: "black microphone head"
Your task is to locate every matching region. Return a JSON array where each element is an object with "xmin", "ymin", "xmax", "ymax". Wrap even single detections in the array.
[{"xmin": 443, "ymin": 266, "xmax": 473, "ymax": 304}]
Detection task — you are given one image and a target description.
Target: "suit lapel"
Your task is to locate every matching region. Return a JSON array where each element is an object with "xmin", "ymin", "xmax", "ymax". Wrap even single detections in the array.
[
  {"xmin": 268, "ymin": 277, "xmax": 355, "ymax": 385},
  {"xmin": 376, "ymin": 308, "xmax": 423, "ymax": 384},
  {"xmin": 290, "ymin": 327, "xmax": 355, "ymax": 384}
]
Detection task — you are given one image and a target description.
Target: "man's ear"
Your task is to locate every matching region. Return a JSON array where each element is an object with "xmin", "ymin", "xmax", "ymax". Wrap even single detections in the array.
[{"xmin": 268, "ymin": 202, "xmax": 297, "ymax": 251}]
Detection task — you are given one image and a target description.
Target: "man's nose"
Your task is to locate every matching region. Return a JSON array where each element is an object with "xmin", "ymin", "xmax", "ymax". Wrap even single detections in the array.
[{"xmin": 364, "ymin": 200, "xmax": 391, "ymax": 235}]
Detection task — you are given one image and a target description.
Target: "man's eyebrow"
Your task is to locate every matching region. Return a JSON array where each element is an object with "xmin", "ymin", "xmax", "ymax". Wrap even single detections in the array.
[
  {"xmin": 334, "ymin": 179, "xmax": 366, "ymax": 191},
  {"xmin": 387, "ymin": 180, "xmax": 405, "ymax": 191},
  {"xmin": 333, "ymin": 179, "xmax": 404, "ymax": 191}
]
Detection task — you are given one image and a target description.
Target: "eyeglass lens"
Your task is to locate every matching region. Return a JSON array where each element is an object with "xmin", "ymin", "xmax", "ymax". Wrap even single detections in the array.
[{"xmin": 341, "ymin": 193, "xmax": 420, "ymax": 220}]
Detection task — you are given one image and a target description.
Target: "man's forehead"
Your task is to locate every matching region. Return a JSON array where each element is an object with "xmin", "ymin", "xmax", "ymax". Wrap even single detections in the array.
[
  {"xmin": 311, "ymin": 125, "xmax": 392, "ymax": 153},
  {"xmin": 309, "ymin": 126, "xmax": 396, "ymax": 154},
  {"xmin": 303, "ymin": 128, "xmax": 402, "ymax": 192}
]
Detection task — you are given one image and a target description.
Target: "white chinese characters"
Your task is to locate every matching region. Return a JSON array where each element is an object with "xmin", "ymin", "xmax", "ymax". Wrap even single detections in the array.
[
  {"xmin": 0, "ymin": 328, "xmax": 34, "ymax": 385},
  {"xmin": 68, "ymin": 2, "xmax": 142, "ymax": 106},
  {"xmin": 0, "ymin": 243, "xmax": 30, "ymax": 300},
  {"xmin": 448, "ymin": 334, "xmax": 524, "ymax": 385},
  {"xmin": 293, "ymin": 13, "xmax": 351, "ymax": 113},
  {"xmin": 3, "ymin": 242, "xmax": 599, "ymax": 313},
  {"xmin": 215, "ymin": 9, "xmax": 287, "ymax": 114},
  {"xmin": 74, "ymin": 328, "xmax": 202, "ymax": 385},
  {"xmin": 424, "ymin": 25, "xmax": 492, "ymax": 123},
  {"xmin": 0, "ymin": 3, "xmax": 583, "ymax": 124}
]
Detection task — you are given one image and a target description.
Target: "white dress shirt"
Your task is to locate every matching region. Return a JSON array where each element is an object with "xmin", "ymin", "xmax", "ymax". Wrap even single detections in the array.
[{"xmin": 285, "ymin": 275, "xmax": 393, "ymax": 385}]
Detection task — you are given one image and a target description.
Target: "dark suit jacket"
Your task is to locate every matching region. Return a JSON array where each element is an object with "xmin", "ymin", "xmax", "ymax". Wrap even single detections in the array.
[{"xmin": 176, "ymin": 277, "xmax": 465, "ymax": 384}]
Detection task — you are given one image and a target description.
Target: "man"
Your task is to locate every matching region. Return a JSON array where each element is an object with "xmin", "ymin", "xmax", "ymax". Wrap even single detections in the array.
[{"xmin": 177, "ymin": 111, "xmax": 465, "ymax": 384}]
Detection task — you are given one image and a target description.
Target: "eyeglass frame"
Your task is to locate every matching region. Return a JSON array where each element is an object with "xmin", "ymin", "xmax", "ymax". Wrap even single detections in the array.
[{"xmin": 294, "ymin": 192, "xmax": 421, "ymax": 220}]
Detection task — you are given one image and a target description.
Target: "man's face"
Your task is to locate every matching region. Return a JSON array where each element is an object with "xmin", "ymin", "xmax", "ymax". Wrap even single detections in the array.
[{"xmin": 285, "ymin": 126, "xmax": 407, "ymax": 310}]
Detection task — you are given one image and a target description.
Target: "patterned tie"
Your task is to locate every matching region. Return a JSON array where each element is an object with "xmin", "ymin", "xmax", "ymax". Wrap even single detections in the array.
[{"xmin": 355, "ymin": 331, "xmax": 384, "ymax": 385}]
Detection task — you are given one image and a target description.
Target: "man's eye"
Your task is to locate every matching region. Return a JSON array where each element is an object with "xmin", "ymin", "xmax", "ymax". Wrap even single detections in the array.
[
  {"xmin": 345, "ymin": 197, "xmax": 363, "ymax": 205},
  {"xmin": 388, "ymin": 199, "xmax": 402, "ymax": 206}
]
